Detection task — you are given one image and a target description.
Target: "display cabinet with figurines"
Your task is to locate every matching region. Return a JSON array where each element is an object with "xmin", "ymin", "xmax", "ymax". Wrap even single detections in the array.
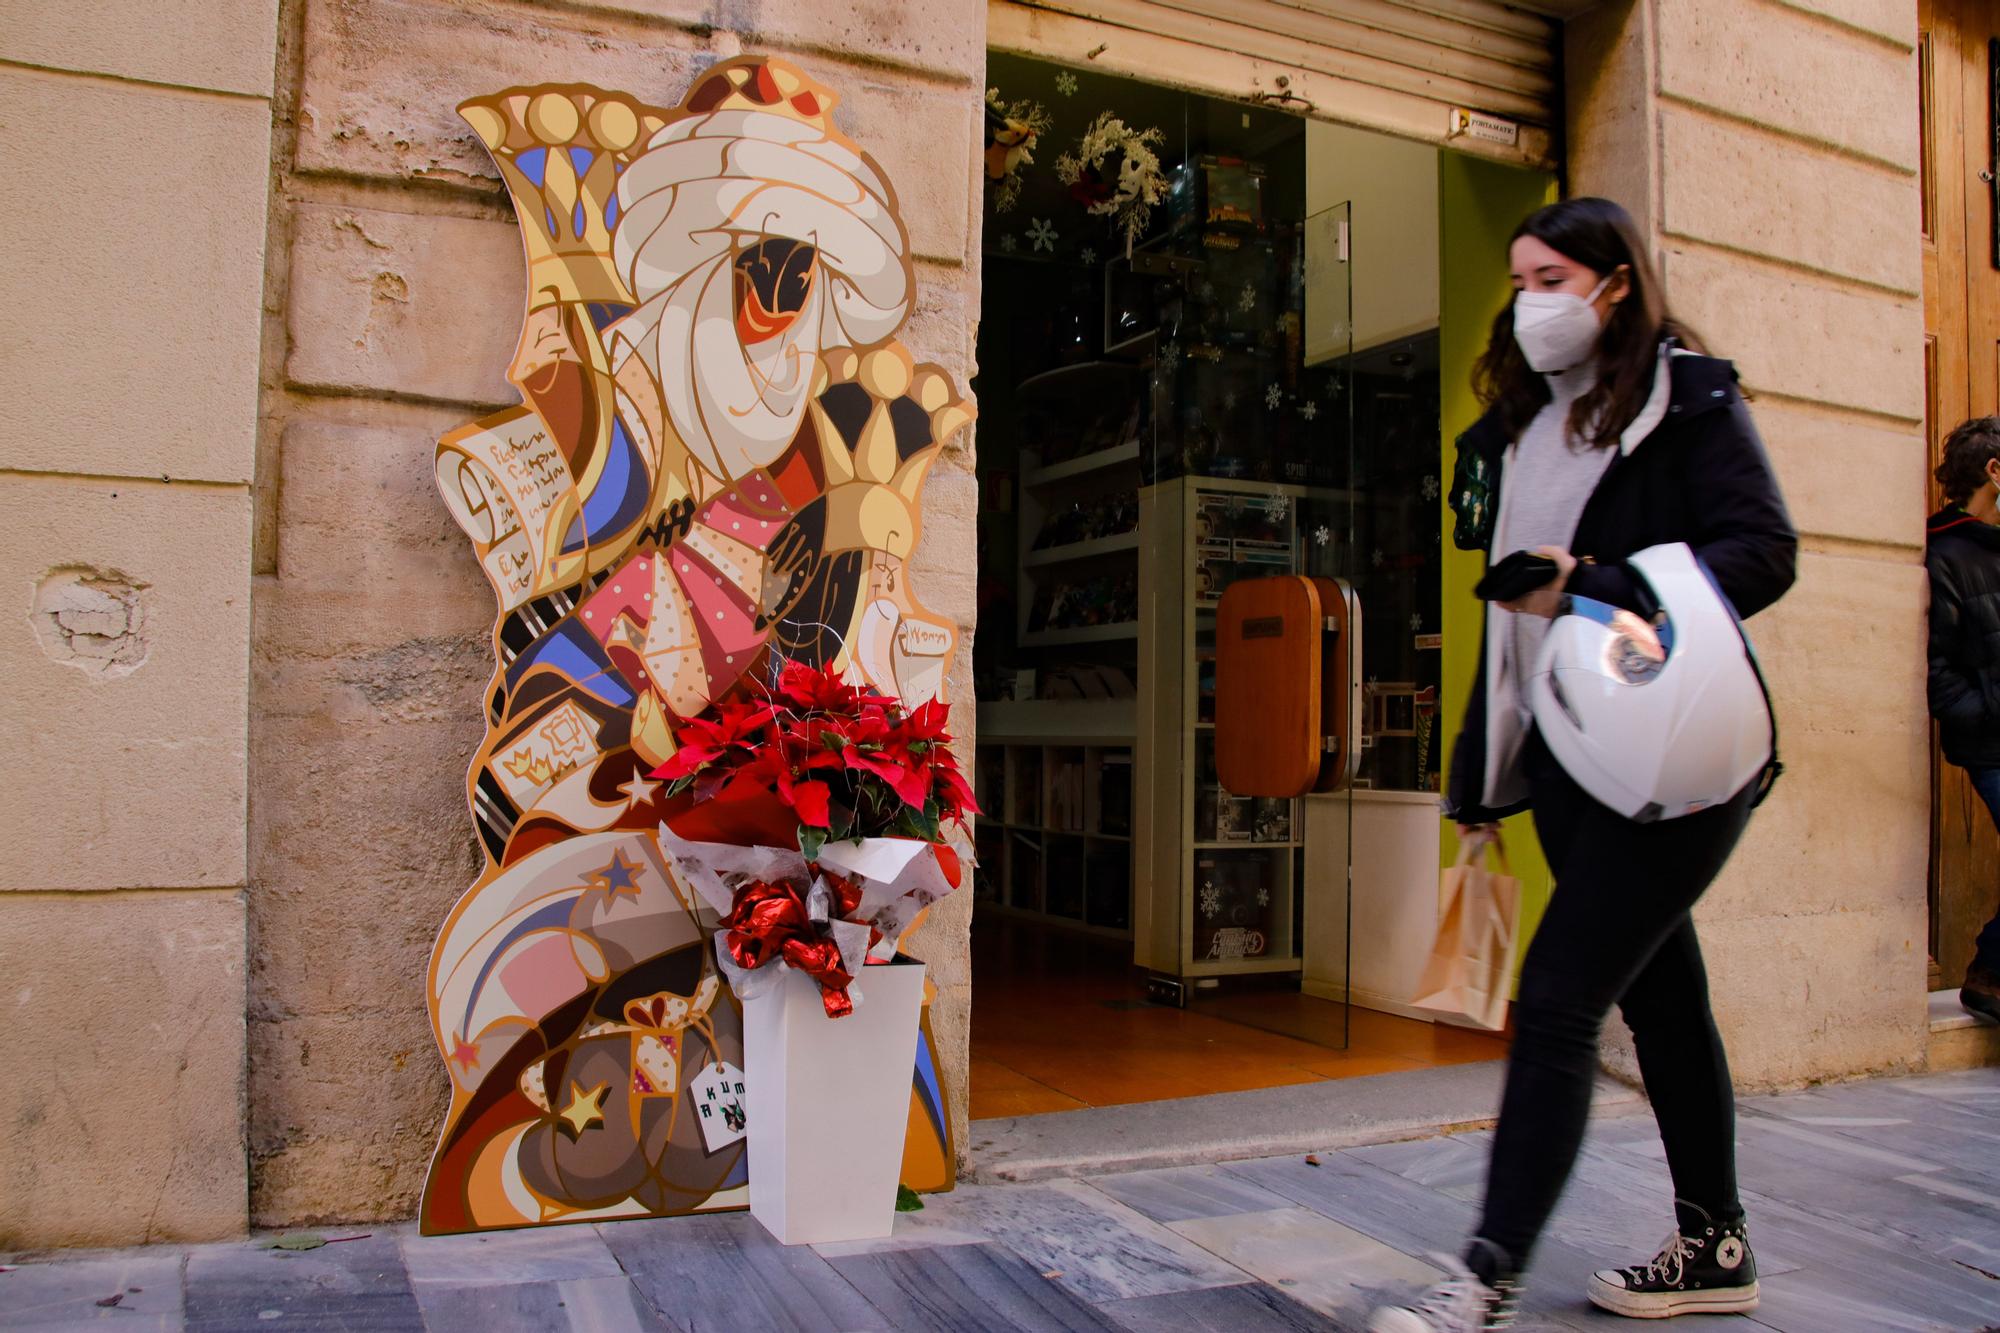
[{"xmin": 1135, "ymin": 476, "xmax": 1349, "ymax": 980}]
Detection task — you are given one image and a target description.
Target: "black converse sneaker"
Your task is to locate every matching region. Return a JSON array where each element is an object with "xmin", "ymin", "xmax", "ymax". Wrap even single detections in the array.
[
  {"xmin": 1587, "ymin": 1204, "xmax": 1759, "ymax": 1318},
  {"xmin": 1369, "ymin": 1244, "xmax": 1522, "ymax": 1333}
]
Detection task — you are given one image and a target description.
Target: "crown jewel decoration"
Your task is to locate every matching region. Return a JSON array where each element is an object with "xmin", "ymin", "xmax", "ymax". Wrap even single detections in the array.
[{"xmin": 460, "ymin": 88, "xmax": 671, "ymax": 309}]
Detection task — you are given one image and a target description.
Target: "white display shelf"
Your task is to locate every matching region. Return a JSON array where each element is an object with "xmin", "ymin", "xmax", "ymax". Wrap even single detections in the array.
[
  {"xmin": 977, "ymin": 699, "xmax": 1137, "ymax": 745},
  {"xmin": 1023, "ymin": 531, "xmax": 1141, "ymax": 567},
  {"xmin": 1025, "ymin": 441, "xmax": 1142, "ymax": 488},
  {"xmin": 1020, "ymin": 622, "xmax": 1140, "ymax": 648},
  {"xmin": 1017, "ymin": 360, "xmax": 1143, "ymax": 400},
  {"xmin": 1185, "ymin": 956, "xmax": 1303, "ymax": 978}
]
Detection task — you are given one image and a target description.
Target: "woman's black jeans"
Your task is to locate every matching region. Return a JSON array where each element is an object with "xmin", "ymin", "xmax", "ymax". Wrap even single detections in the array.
[{"xmin": 1474, "ymin": 731, "xmax": 1756, "ymax": 1273}]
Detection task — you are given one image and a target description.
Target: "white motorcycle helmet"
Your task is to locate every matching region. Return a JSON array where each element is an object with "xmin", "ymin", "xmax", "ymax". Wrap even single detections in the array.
[{"xmin": 1528, "ymin": 542, "xmax": 1780, "ymax": 822}]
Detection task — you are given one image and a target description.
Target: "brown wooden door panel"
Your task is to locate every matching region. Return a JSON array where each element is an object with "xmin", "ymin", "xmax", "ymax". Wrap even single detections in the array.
[{"xmin": 1926, "ymin": 0, "xmax": 2000, "ymax": 988}]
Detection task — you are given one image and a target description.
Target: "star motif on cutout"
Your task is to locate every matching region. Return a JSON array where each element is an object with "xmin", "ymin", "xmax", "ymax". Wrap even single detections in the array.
[
  {"xmin": 558, "ymin": 1080, "xmax": 609, "ymax": 1137},
  {"xmin": 583, "ymin": 848, "xmax": 646, "ymax": 900},
  {"xmin": 618, "ymin": 774, "xmax": 662, "ymax": 810},
  {"xmin": 448, "ymin": 1035, "xmax": 480, "ymax": 1072}
]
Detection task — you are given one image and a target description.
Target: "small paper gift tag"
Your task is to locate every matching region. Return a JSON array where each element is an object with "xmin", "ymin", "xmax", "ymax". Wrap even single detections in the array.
[{"xmin": 690, "ymin": 1059, "xmax": 747, "ymax": 1153}]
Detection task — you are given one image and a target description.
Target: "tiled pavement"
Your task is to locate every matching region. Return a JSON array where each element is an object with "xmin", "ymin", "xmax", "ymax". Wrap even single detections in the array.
[{"xmin": 4, "ymin": 1068, "xmax": 1997, "ymax": 1332}]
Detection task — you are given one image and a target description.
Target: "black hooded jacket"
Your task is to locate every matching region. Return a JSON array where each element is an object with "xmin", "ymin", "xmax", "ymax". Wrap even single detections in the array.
[
  {"xmin": 1926, "ymin": 505, "xmax": 2000, "ymax": 768},
  {"xmin": 1445, "ymin": 351, "xmax": 1798, "ymax": 823}
]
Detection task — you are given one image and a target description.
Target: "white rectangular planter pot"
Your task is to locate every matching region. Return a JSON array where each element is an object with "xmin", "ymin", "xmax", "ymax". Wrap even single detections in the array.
[{"xmin": 742, "ymin": 958, "xmax": 927, "ymax": 1245}]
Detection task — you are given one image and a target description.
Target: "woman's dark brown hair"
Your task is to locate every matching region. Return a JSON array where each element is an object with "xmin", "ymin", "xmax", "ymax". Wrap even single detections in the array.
[
  {"xmin": 1935, "ymin": 416, "xmax": 2000, "ymax": 503},
  {"xmin": 1472, "ymin": 196, "xmax": 1704, "ymax": 449}
]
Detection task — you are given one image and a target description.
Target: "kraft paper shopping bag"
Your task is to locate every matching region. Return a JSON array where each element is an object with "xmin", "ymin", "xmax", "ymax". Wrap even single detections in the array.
[{"xmin": 1411, "ymin": 831, "xmax": 1522, "ymax": 1031}]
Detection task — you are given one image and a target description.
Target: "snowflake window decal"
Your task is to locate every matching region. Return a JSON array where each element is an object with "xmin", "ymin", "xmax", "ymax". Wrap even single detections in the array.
[
  {"xmin": 998, "ymin": 233, "xmax": 1018, "ymax": 254},
  {"xmin": 1264, "ymin": 493, "xmax": 1290, "ymax": 523},
  {"xmin": 1313, "ymin": 525, "xmax": 1331, "ymax": 547},
  {"xmin": 1199, "ymin": 881, "xmax": 1221, "ymax": 918},
  {"xmin": 1256, "ymin": 888, "xmax": 1270, "ymax": 908},
  {"xmin": 1237, "ymin": 282, "xmax": 1257, "ymax": 312},
  {"xmin": 1027, "ymin": 217, "xmax": 1059, "ymax": 253},
  {"xmin": 1055, "ymin": 70, "xmax": 1079, "ymax": 96},
  {"xmin": 1265, "ymin": 384, "xmax": 1283, "ymax": 410},
  {"xmin": 1080, "ymin": 246, "xmax": 1098, "ymax": 266},
  {"xmin": 1300, "ymin": 401, "xmax": 1318, "ymax": 422},
  {"xmin": 1422, "ymin": 474, "xmax": 1441, "ymax": 500}
]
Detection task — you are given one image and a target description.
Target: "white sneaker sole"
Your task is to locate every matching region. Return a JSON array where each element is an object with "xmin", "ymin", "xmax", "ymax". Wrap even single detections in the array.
[{"xmin": 1587, "ymin": 1277, "xmax": 1760, "ymax": 1319}]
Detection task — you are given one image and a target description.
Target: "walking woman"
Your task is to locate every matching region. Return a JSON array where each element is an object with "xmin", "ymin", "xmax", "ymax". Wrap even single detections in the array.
[{"xmin": 1371, "ymin": 197, "xmax": 1796, "ymax": 1331}]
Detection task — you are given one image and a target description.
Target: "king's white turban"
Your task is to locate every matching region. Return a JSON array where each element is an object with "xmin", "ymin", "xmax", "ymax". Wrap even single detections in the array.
[{"xmin": 612, "ymin": 108, "xmax": 913, "ymax": 485}]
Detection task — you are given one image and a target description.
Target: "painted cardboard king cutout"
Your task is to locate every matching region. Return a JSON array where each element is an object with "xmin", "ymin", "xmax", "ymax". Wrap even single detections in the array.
[{"xmin": 423, "ymin": 58, "xmax": 969, "ymax": 1234}]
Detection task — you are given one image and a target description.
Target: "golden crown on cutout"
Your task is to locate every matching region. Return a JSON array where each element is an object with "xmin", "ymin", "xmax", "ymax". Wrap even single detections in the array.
[
  {"xmin": 459, "ymin": 87, "xmax": 671, "ymax": 309},
  {"xmin": 679, "ymin": 56, "xmax": 843, "ymax": 137},
  {"xmin": 810, "ymin": 345, "xmax": 976, "ymax": 559}
]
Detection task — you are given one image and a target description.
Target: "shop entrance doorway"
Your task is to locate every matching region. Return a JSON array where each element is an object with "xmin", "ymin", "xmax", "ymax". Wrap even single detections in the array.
[
  {"xmin": 1921, "ymin": 0, "xmax": 2000, "ymax": 989},
  {"xmin": 966, "ymin": 52, "xmax": 1537, "ymax": 1119}
]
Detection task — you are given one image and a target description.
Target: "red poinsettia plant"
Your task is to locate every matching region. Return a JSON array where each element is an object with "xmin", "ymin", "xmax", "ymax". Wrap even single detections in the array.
[{"xmin": 653, "ymin": 660, "xmax": 979, "ymax": 860}]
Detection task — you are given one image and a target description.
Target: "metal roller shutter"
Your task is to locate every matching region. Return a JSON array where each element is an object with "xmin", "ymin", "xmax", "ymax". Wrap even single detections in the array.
[{"xmin": 988, "ymin": 0, "xmax": 1566, "ymax": 169}]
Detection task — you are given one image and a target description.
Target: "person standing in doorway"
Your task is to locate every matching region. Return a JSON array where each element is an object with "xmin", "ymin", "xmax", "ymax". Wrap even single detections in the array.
[
  {"xmin": 1370, "ymin": 197, "xmax": 1796, "ymax": 1331},
  {"xmin": 1925, "ymin": 415, "xmax": 2000, "ymax": 1025}
]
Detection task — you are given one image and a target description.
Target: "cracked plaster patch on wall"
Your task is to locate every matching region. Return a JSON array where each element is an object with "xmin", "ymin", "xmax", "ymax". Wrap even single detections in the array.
[{"xmin": 31, "ymin": 567, "xmax": 152, "ymax": 680}]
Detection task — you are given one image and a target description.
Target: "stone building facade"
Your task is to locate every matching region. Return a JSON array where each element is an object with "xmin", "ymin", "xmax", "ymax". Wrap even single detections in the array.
[{"xmin": 0, "ymin": 0, "xmax": 1939, "ymax": 1248}]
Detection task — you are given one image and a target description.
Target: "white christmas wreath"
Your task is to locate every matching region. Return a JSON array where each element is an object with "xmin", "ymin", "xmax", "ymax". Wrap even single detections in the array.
[{"xmin": 1055, "ymin": 112, "xmax": 1170, "ymax": 254}]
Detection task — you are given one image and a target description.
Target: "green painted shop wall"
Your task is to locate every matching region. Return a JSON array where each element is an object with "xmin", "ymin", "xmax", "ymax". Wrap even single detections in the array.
[{"xmin": 1436, "ymin": 150, "xmax": 1557, "ymax": 971}]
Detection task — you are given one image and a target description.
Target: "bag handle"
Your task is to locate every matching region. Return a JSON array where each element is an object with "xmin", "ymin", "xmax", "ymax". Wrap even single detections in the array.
[{"xmin": 1454, "ymin": 826, "xmax": 1513, "ymax": 877}]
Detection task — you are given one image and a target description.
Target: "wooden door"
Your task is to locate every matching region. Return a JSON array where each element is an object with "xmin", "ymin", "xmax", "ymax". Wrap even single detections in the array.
[{"xmin": 1923, "ymin": 0, "xmax": 2000, "ymax": 989}]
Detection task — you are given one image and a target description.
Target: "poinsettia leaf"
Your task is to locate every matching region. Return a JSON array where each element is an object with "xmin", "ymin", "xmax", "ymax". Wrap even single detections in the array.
[
  {"xmin": 790, "ymin": 780, "xmax": 834, "ymax": 829},
  {"xmin": 798, "ymin": 825, "xmax": 827, "ymax": 862}
]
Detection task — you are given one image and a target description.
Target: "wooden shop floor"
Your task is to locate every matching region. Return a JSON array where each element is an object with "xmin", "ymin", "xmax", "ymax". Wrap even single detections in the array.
[{"xmin": 969, "ymin": 915, "xmax": 1510, "ymax": 1120}]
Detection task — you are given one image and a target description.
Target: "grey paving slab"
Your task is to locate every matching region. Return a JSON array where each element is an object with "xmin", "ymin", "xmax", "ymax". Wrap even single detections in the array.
[
  {"xmin": 1083, "ymin": 1163, "xmax": 1298, "ymax": 1224},
  {"xmin": 898, "ymin": 1177, "xmax": 1248, "ymax": 1304},
  {"xmin": 967, "ymin": 1062, "xmax": 1643, "ymax": 1184},
  {"xmin": 1747, "ymin": 1265, "xmax": 1978, "ymax": 1333},
  {"xmin": 183, "ymin": 1233, "xmax": 419, "ymax": 1332},
  {"xmin": 398, "ymin": 1222, "xmax": 623, "ymax": 1285},
  {"xmin": 825, "ymin": 1241, "xmax": 1119, "ymax": 1331},
  {"xmin": 1166, "ymin": 1206, "xmax": 1440, "ymax": 1323},
  {"xmin": 1742, "ymin": 1082, "xmax": 2000, "ymax": 1189},
  {"xmin": 597, "ymin": 1214, "xmax": 885, "ymax": 1333},
  {"xmin": 1096, "ymin": 1280, "xmax": 1342, "ymax": 1331},
  {"xmin": 1224, "ymin": 1146, "xmax": 1479, "ymax": 1258},
  {"xmin": 409, "ymin": 1274, "xmax": 669, "ymax": 1333},
  {"xmin": 0, "ymin": 1252, "xmax": 185, "ymax": 1331}
]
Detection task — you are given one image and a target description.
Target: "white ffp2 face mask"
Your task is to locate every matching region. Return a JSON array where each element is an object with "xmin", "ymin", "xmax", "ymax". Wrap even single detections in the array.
[{"xmin": 1512, "ymin": 273, "xmax": 1613, "ymax": 373}]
